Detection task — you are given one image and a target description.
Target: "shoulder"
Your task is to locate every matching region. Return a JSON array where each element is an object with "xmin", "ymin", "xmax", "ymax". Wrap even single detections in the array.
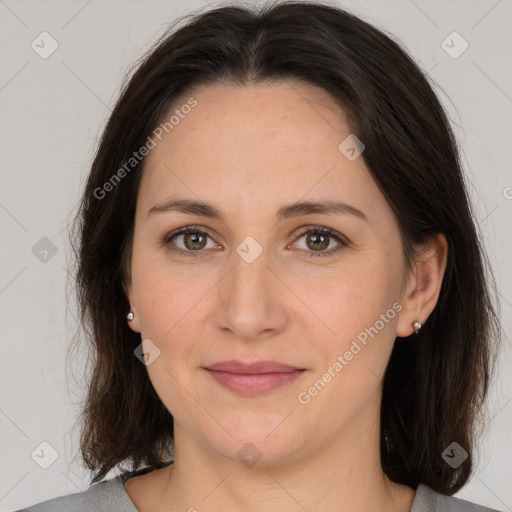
[
  {"xmin": 412, "ymin": 484, "xmax": 505, "ymax": 512},
  {"xmin": 13, "ymin": 470, "xmax": 144, "ymax": 512}
]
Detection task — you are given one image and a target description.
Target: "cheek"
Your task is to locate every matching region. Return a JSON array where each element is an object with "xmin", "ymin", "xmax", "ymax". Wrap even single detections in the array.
[
  {"xmin": 131, "ymin": 248, "xmax": 210, "ymax": 334},
  {"xmin": 295, "ymin": 287, "xmax": 399, "ymax": 430},
  {"xmin": 132, "ymin": 269, "xmax": 202, "ymax": 419},
  {"xmin": 303, "ymin": 255, "xmax": 401, "ymax": 335},
  {"xmin": 300, "ymin": 259, "xmax": 401, "ymax": 392}
]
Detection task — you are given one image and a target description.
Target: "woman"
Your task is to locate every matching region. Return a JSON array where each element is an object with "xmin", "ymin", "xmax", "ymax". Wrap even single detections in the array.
[{"xmin": 17, "ymin": 1, "xmax": 503, "ymax": 511}]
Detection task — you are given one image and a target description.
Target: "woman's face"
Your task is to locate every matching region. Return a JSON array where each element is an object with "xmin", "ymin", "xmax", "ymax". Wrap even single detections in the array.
[{"xmin": 125, "ymin": 82, "xmax": 416, "ymax": 466}]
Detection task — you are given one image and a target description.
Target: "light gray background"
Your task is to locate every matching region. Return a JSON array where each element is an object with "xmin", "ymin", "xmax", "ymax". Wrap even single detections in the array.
[{"xmin": 0, "ymin": 0, "xmax": 511, "ymax": 510}]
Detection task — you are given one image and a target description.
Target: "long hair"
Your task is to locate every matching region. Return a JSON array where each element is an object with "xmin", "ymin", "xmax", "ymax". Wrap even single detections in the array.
[{"xmin": 70, "ymin": 1, "xmax": 501, "ymax": 493}]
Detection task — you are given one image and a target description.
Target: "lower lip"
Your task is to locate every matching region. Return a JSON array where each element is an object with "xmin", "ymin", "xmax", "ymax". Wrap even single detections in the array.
[{"xmin": 204, "ymin": 369, "xmax": 305, "ymax": 395}]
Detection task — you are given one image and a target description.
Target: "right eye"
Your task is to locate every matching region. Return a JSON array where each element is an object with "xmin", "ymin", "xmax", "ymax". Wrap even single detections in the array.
[{"xmin": 163, "ymin": 226, "xmax": 220, "ymax": 258}]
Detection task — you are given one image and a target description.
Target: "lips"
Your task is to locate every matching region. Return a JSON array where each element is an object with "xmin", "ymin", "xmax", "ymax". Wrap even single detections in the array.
[
  {"xmin": 205, "ymin": 360, "xmax": 302, "ymax": 374},
  {"xmin": 203, "ymin": 360, "xmax": 305, "ymax": 395}
]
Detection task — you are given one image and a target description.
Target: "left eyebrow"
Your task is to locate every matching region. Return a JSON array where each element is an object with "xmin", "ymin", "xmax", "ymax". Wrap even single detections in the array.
[
  {"xmin": 276, "ymin": 200, "xmax": 368, "ymax": 222},
  {"xmin": 146, "ymin": 199, "xmax": 368, "ymax": 223}
]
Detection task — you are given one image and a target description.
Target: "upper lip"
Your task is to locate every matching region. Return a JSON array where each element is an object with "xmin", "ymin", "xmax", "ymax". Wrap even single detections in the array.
[{"xmin": 204, "ymin": 360, "xmax": 303, "ymax": 374}]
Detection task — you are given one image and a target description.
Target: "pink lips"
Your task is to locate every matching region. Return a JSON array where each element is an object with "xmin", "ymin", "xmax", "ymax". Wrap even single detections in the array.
[{"xmin": 204, "ymin": 360, "xmax": 305, "ymax": 395}]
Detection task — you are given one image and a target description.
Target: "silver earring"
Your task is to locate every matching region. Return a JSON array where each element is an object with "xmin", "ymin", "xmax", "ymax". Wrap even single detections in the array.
[
  {"xmin": 127, "ymin": 312, "xmax": 134, "ymax": 322},
  {"xmin": 413, "ymin": 320, "xmax": 422, "ymax": 334}
]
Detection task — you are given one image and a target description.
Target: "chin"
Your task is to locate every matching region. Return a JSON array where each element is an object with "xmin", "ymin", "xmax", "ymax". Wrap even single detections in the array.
[{"xmin": 202, "ymin": 417, "xmax": 309, "ymax": 468}]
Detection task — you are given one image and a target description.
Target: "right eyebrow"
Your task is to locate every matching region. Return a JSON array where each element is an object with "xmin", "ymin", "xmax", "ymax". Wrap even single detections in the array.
[{"xmin": 147, "ymin": 199, "xmax": 226, "ymax": 221}]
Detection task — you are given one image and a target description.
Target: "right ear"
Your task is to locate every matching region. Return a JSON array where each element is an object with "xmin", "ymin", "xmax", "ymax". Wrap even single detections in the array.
[{"xmin": 123, "ymin": 276, "xmax": 141, "ymax": 334}]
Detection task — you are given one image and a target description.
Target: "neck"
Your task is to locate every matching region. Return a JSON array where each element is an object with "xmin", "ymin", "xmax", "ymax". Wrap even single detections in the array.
[{"xmin": 157, "ymin": 399, "xmax": 415, "ymax": 511}]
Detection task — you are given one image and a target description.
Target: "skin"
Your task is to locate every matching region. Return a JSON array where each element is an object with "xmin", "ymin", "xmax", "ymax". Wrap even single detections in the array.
[{"xmin": 124, "ymin": 82, "xmax": 448, "ymax": 512}]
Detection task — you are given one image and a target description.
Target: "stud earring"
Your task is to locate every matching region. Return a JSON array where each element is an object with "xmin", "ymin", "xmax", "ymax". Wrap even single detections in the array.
[
  {"xmin": 413, "ymin": 320, "xmax": 422, "ymax": 334},
  {"xmin": 127, "ymin": 311, "xmax": 134, "ymax": 322}
]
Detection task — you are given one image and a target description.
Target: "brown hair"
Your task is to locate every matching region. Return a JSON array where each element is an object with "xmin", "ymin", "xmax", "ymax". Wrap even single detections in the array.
[{"xmin": 69, "ymin": 1, "xmax": 501, "ymax": 494}]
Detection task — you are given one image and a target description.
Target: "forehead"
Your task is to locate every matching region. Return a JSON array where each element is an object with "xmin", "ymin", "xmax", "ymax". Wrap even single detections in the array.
[{"xmin": 137, "ymin": 83, "xmax": 381, "ymax": 219}]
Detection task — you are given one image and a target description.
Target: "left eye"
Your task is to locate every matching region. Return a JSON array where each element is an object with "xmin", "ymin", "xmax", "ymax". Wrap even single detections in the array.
[{"xmin": 291, "ymin": 227, "xmax": 347, "ymax": 257}]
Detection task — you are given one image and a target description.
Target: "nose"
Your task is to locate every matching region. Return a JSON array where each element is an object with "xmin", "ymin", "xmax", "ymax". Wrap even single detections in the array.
[{"xmin": 212, "ymin": 245, "xmax": 290, "ymax": 342}]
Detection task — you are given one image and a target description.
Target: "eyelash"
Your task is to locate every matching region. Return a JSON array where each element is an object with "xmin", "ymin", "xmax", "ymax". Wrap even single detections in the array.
[{"xmin": 162, "ymin": 225, "xmax": 349, "ymax": 259}]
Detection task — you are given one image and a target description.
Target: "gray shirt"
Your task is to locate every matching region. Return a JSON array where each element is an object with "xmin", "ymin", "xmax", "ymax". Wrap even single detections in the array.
[{"xmin": 15, "ymin": 468, "xmax": 504, "ymax": 512}]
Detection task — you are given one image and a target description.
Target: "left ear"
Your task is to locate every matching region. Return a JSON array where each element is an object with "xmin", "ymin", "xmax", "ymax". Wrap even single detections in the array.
[{"xmin": 396, "ymin": 233, "xmax": 448, "ymax": 337}]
